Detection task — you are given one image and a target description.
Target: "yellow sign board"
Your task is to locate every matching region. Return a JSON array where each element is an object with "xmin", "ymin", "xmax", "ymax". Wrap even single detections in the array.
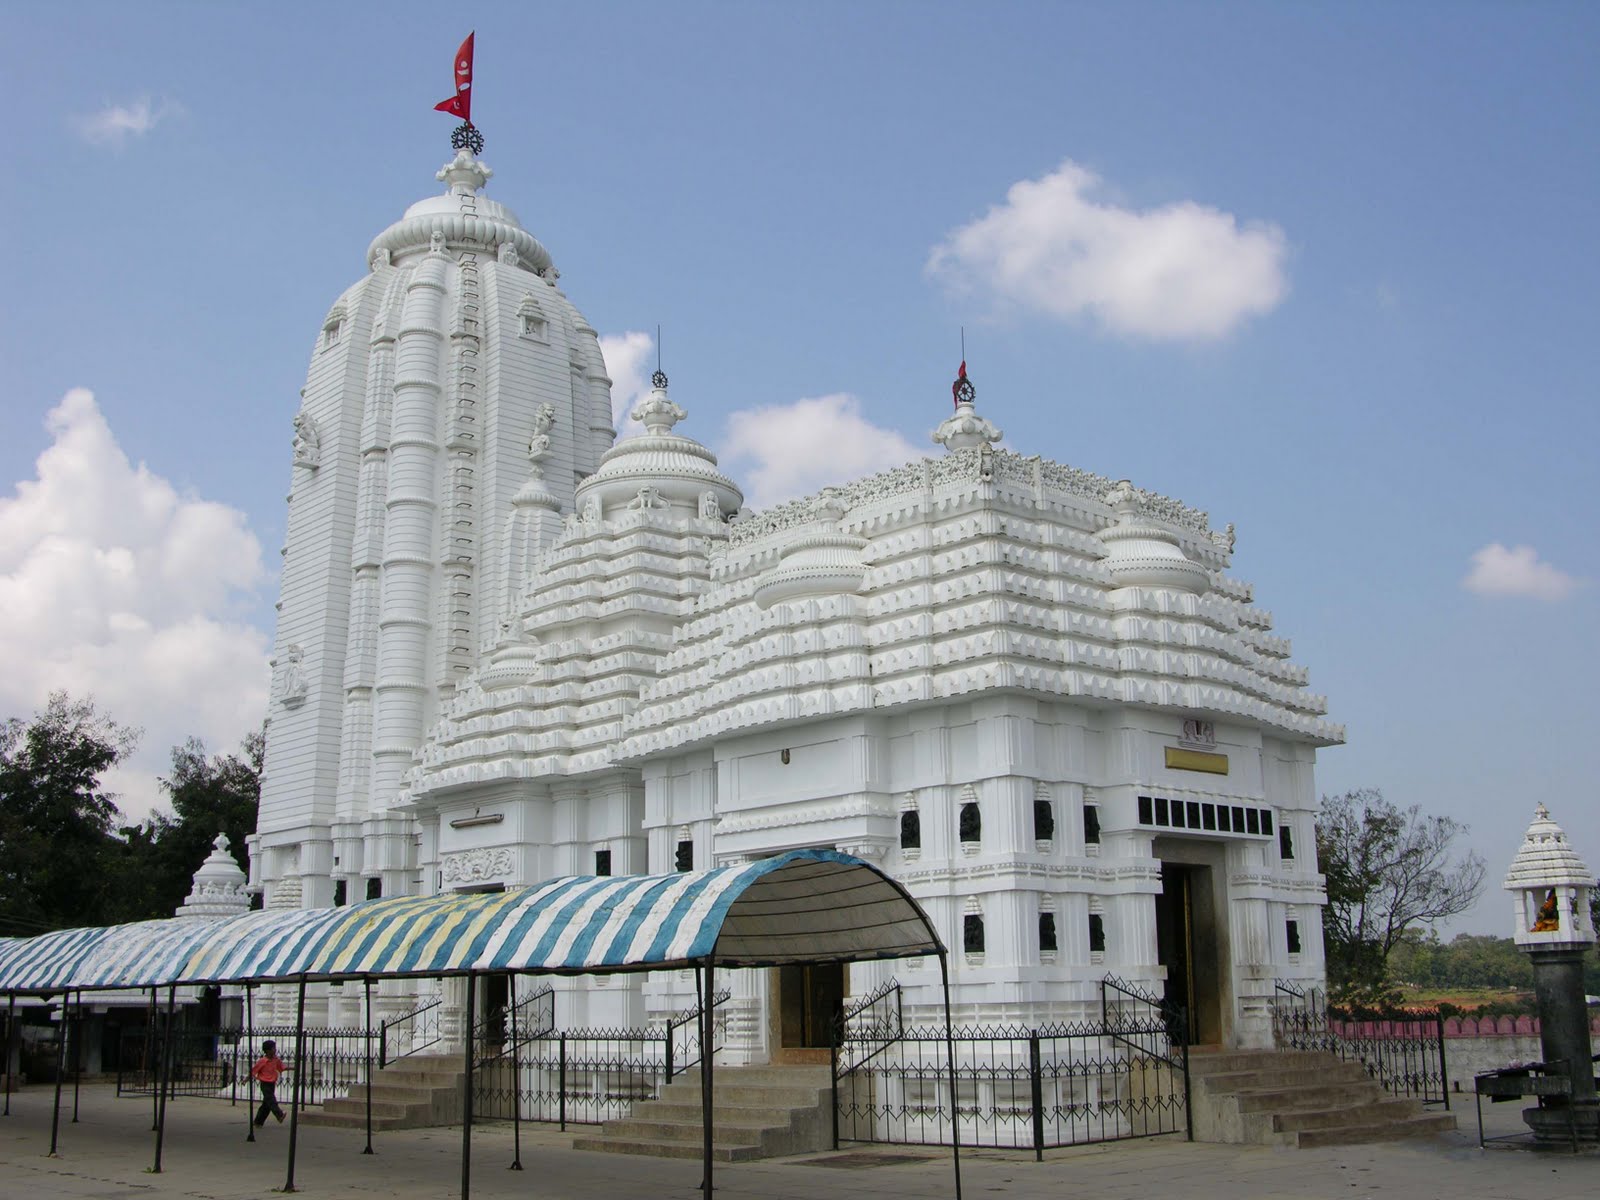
[{"xmin": 1165, "ymin": 747, "xmax": 1229, "ymax": 775}]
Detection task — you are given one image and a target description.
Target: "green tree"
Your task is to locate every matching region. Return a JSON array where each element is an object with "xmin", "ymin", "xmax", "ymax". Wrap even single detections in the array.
[
  {"xmin": 0, "ymin": 693, "xmax": 139, "ymax": 934},
  {"xmin": 1317, "ymin": 789, "xmax": 1486, "ymax": 1004}
]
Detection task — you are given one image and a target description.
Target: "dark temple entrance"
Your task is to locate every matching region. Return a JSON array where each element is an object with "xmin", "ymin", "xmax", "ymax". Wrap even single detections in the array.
[
  {"xmin": 776, "ymin": 963, "xmax": 844, "ymax": 1058},
  {"xmin": 1155, "ymin": 862, "xmax": 1221, "ymax": 1045}
]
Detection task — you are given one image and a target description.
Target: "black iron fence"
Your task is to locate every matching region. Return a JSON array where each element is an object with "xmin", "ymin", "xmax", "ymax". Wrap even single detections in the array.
[
  {"xmin": 474, "ymin": 989, "xmax": 731, "ymax": 1129},
  {"xmin": 380, "ymin": 998, "xmax": 443, "ymax": 1068},
  {"xmin": 832, "ymin": 978, "xmax": 1189, "ymax": 1156},
  {"xmin": 117, "ymin": 1024, "xmax": 377, "ymax": 1108},
  {"xmin": 1272, "ymin": 981, "xmax": 1450, "ymax": 1108}
]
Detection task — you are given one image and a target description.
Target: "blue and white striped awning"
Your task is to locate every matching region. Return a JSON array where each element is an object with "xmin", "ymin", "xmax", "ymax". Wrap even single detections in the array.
[{"xmin": 0, "ymin": 849, "xmax": 941, "ymax": 993}]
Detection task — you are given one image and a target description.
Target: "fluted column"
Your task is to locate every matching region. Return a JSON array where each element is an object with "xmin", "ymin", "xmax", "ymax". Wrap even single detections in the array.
[{"xmin": 370, "ymin": 247, "xmax": 449, "ymax": 810}]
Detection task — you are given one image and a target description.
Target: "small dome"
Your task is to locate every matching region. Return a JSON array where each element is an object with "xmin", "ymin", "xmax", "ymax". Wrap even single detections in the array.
[
  {"xmin": 754, "ymin": 489, "xmax": 869, "ymax": 609},
  {"xmin": 367, "ymin": 152, "xmax": 554, "ymax": 272},
  {"xmin": 1503, "ymin": 803, "xmax": 1594, "ymax": 890},
  {"xmin": 1095, "ymin": 481, "xmax": 1210, "ymax": 593},
  {"xmin": 573, "ymin": 373, "xmax": 742, "ymax": 519}
]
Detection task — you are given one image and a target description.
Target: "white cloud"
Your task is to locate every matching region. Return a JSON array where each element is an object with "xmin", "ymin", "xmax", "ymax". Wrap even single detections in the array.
[
  {"xmin": 1462, "ymin": 543, "xmax": 1580, "ymax": 602},
  {"xmin": 927, "ymin": 159, "xmax": 1289, "ymax": 341},
  {"xmin": 0, "ymin": 390, "xmax": 271, "ymax": 820},
  {"xmin": 719, "ymin": 394, "xmax": 921, "ymax": 509},
  {"xmin": 597, "ymin": 330, "xmax": 656, "ymax": 436},
  {"xmin": 72, "ymin": 96, "xmax": 180, "ymax": 147}
]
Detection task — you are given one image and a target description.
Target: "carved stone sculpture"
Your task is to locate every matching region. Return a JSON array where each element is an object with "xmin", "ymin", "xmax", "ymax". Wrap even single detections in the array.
[{"xmin": 292, "ymin": 411, "xmax": 321, "ymax": 469}]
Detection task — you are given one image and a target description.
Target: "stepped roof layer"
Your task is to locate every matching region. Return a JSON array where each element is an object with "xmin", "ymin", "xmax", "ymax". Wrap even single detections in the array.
[
  {"xmin": 405, "ymin": 418, "xmax": 1341, "ymax": 799},
  {"xmin": 1504, "ymin": 803, "xmax": 1594, "ymax": 889},
  {"xmin": 0, "ymin": 850, "xmax": 937, "ymax": 992}
]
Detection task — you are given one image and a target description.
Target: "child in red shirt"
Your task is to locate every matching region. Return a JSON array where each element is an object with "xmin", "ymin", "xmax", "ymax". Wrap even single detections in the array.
[{"xmin": 251, "ymin": 1039, "xmax": 291, "ymax": 1126}]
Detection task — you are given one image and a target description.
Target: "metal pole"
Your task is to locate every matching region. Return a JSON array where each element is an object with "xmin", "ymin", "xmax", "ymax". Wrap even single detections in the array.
[
  {"xmin": 558, "ymin": 1033, "xmax": 567, "ymax": 1132},
  {"xmin": 149, "ymin": 986, "xmax": 159, "ymax": 1131},
  {"xmin": 938, "ymin": 951, "xmax": 963, "ymax": 1200},
  {"xmin": 462, "ymin": 973, "xmax": 476, "ymax": 1200},
  {"xmin": 245, "ymin": 985, "xmax": 255, "ymax": 1143},
  {"xmin": 830, "ymin": 1034, "xmax": 840, "ymax": 1150},
  {"xmin": 1029, "ymin": 1031, "xmax": 1043, "ymax": 1161},
  {"xmin": 699, "ymin": 960, "xmax": 715, "ymax": 1196},
  {"xmin": 153, "ymin": 984, "xmax": 176, "ymax": 1173},
  {"xmin": 47, "ymin": 997, "xmax": 66, "ymax": 1156},
  {"xmin": 3, "ymin": 992, "xmax": 13, "ymax": 1116},
  {"xmin": 508, "ymin": 973, "xmax": 522, "ymax": 1170},
  {"xmin": 363, "ymin": 977, "xmax": 374, "ymax": 1154},
  {"xmin": 283, "ymin": 975, "xmax": 307, "ymax": 1194},
  {"xmin": 71, "ymin": 991, "xmax": 81, "ymax": 1123},
  {"xmin": 1435, "ymin": 1010, "xmax": 1451, "ymax": 1111}
]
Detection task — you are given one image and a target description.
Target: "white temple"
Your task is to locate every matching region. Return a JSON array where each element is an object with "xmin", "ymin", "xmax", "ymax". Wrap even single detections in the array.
[{"xmin": 252, "ymin": 150, "xmax": 1342, "ymax": 1053}]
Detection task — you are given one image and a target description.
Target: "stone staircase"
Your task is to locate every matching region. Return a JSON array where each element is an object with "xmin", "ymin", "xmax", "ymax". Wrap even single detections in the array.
[
  {"xmin": 573, "ymin": 1064, "xmax": 831, "ymax": 1161},
  {"xmin": 1189, "ymin": 1048, "xmax": 1456, "ymax": 1147},
  {"xmin": 298, "ymin": 1055, "xmax": 464, "ymax": 1131}
]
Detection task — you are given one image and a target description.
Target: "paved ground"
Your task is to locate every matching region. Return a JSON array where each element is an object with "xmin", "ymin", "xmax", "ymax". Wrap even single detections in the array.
[{"xmin": 0, "ymin": 1084, "xmax": 1592, "ymax": 1200}]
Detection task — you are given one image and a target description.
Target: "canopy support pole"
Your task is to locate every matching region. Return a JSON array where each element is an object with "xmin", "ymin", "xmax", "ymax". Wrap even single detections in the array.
[
  {"xmin": 699, "ymin": 959, "xmax": 715, "ymax": 1196},
  {"xmin": 3, "ymin": 991, "xmax": 13, "ymax": 1116},
  {"xmin": 508, "ymin": 973, "xmax": 522, "ymax": 1170},
  {"xmin": 71, "ymin": 990, "xmax": 81, "ymax": 1123},
  {"xmin": 47, "ymin": 996, "xmax": 65, "ymax": 1156},
  {"xmin": 939, "ymin": 951, "xmax": 962, "ymax": 1200},
  {"xmin": 462, "ymin": 972, "xmax": 476, "ymax": 1200},
  {"xmin": 282, "ymin": 974, "xmax": 307, "ymax": 1194},
  {"xmin": 152, "ymin": 983, "xmax": 176, "ymax": 1173},
  {"xmin": 149, "ymin": 987, "xmax": 159, "ymax": 1131},
  {"xmin": 362, "ymin": 976, "xmax": 374, "ymax": 1154},
  {"xmin": 245, "ymin": 984, "xmax": 255, "ymax": 1143}
]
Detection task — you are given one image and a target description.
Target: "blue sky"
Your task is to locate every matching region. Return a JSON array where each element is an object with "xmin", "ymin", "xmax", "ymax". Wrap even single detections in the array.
[{"xmin": 2, "ymin": 2, "xmax": 1596, "ymax": 935}]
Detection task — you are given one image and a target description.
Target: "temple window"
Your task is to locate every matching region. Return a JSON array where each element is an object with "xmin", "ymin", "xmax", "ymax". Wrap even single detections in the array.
[
  {"xmin": 959, "ymin": 800, "xmax": 981, "ymax": 847},
  {"xmin": 333, "ymin": 879, "xmax": 347, "ymax": 907},
  {"xmin": 675, "ymin": 838, "xmax": 694, "ymax": 873},
  {"xmin": 1088, "ymin": 912, "xmax": 1106, "ymax": 955},
  {"xmin": 900, "ymin": 808, "xmax": 921, "ymax": 851},
  {"xmin": 1033, "ymin": 796, "xmax": 1055, "ymax": 844},
  {"xmin": 595, "ymin": 849, "xmax": 612, "ymax": 877},
  {"xmin": 1286, "ymin": 918, "xmax": 1302, "ymax": 955},
  {"xmin": 1039, "ymin": 906, "xmax": 1058, "ymax": 956},
  {"xmin": 518, "ymin": 295, "xmax": 549, "ymax": 342},
  {"xmin": 1279, "ymin": 823, "xmax": 1295, "ymax": 861},
  {"xmin": 365, "ymin": 877, "xmax": 382, "ymax": 901},
  {"xmin": 963, "ymin": 911, "xmax": 985, "ymax": 955}
]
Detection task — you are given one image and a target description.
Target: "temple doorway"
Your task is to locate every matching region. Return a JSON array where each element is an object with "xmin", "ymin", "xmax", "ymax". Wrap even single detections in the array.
[
  {"xmin": 1155, "ymin": 861, "xmax": 1222, "ymax": 1046},
  {"xmin": 773, "ymin": 963, "xmax": 845, "ymax": 1062}
]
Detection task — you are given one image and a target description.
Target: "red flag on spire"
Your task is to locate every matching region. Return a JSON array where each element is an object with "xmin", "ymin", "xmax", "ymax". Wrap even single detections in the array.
[
  {"xmin": 952, "ymin": 360, "xmax": 968, "ymax": 408},
  {"xmin": 434, "ymin": 32, "xmax": 475, "ymax": 124}
]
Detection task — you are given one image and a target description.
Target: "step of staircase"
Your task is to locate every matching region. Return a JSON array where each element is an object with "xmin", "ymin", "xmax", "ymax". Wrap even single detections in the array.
[
  {"xmin": 298, "ymin": 1055, "xmax": 464, "ymax": 1130},
  {"xmin": 574, "ymin": 1064, "xmax": 831, "ymax": 1161},
  {"xmin": 1190, "ymin": 1049, "xmax": 1455, "ymax": 1148}
]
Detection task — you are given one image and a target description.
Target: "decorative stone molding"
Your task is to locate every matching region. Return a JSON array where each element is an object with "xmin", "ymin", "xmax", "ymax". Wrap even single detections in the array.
[{"xmin": 440, "ymin": 847, "xmax": 515, "ymax": 885}]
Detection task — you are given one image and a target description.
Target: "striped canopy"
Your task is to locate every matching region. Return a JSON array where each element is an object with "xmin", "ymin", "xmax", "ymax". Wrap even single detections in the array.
[{"xmin": 0, "ymin": 849, "xmax": 942, "ymax": 993}]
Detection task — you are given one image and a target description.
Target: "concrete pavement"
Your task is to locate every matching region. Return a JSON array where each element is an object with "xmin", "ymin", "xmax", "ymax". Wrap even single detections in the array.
[{"xmin": 0, "ymin": 1083, "xmax": 1592, "ymax": 1200}]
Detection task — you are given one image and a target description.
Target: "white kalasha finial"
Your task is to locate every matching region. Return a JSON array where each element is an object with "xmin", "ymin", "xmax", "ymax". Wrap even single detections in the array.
[{"xmin": 631, "ymin": 369, "xmax": 687, "ymax": 435}]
